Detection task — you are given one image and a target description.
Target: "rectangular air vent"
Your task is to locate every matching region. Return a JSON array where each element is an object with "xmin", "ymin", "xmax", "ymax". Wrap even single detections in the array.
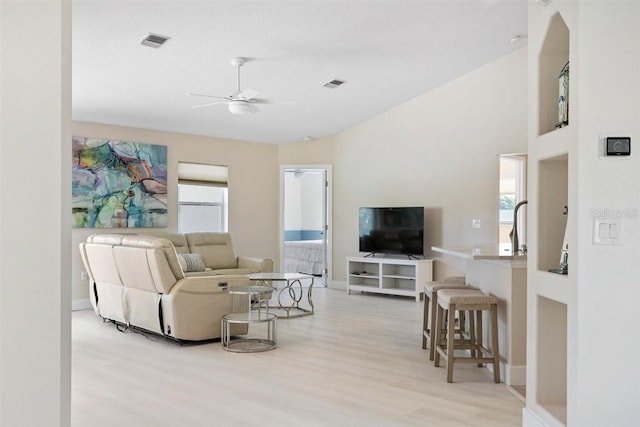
[
  {"xmin": 141, "ymin": 33, "xmax": 170, "ymax": 48},
  {"xmin": 323, "ymin": 79, "xmax": 345, "ymax": 89}
]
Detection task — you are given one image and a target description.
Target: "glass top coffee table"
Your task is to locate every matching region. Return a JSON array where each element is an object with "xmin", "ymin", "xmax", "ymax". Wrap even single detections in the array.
[
  {"xmin": 246, "ymin": 273, "xmax": 315, "ymax": 318},
  {"xmin": 221, "ymin": 285, "xmax": 277, "ymax": 352}
]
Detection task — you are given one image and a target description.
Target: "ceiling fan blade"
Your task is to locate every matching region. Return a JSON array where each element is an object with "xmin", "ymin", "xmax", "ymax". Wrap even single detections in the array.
[
  {"xmin": 247, "ymin": 103, "xmax": 260, "ymax": 114},
  {"xmin": 191, "ymin": 101, "xmax": 227, "ymax": 109},
  {"xmin": 251, "ymin": 98, "xmax": 296, "ymax": 106},
  {"xmin": 236, "ymin": 88, "xmax": 260, "ymax": 100},
  {"xmin": 187, "ymin": 92, "xmax": 227, "ymax": 100}
]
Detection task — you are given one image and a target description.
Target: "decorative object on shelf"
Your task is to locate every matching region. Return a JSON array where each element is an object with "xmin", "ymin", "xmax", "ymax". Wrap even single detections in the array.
[
  {"xmin": 556, "ymin": 61, "xmax": 569, "ymax": 128},
  {"xmin": 72, "ymin": 137, "xmax": 168, "ymax": 228},
  {"xmin": 549, "ymin": 206, "xmax": 569, "ymax": 274}
]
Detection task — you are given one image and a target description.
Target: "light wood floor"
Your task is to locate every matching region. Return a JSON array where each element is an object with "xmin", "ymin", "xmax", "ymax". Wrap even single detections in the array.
[{"xmin": 71, "ymin": 288, "xmax": 523, "ymax": 426}]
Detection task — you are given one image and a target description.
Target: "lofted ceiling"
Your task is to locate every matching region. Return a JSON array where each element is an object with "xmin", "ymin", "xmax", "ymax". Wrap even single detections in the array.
[{"xmin": 72, "ymin": 0, "xmax": 527, "ymax": 145}]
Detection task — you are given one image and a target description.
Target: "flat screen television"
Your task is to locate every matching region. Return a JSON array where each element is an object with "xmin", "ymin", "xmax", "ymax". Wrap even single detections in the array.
[{"xmin": 359, "ymin": 207, "xmax": 424, "ymax": 256}]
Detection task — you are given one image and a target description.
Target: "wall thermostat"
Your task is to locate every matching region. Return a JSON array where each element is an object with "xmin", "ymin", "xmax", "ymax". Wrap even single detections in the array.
[{"xmin": 606, "ymin": 137, "xmax": 631, "ymax": 156}]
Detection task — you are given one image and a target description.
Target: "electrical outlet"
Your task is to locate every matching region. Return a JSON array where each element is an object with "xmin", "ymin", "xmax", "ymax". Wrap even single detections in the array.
[
  {"xmin": 80, "ymin": 271, "xmax": 89, "ymax": 281},
  {"xmin": 472, "ymin": 219, "xmax": 481, "ymax": 229}
]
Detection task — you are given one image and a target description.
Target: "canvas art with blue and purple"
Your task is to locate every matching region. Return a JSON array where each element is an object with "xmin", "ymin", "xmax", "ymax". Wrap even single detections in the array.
[{"xmin": 72, "ymin": 137, "xmax": 168, "ymax": 228}]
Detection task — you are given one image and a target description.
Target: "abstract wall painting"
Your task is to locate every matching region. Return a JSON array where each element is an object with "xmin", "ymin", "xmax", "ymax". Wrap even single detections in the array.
[{"xmin": 72, "ymin": 137, "xmax": 168, "ymax": 228}]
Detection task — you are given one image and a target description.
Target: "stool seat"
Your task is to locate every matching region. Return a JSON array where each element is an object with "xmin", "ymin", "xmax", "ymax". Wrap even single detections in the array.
[
  {"xmin": 424, "ymin": 282, "xmax": 468, "ymax": 296},
  {"xmin": 442, "ymin": 275, "xmax": 466, "ymax": 285},
  {"xmin": 437, "ymin": 289, "xmax": 497, "ymax": 308},
  {"xmin": 422, "ymin": 281, "xmax": 472, "ymax": 361},
  {"xmin": 434, "ymin": 288, "xmax": 500, "ymax": 383}
]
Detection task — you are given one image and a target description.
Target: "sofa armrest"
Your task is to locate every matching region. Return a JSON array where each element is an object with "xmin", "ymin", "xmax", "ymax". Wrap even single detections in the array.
[
  {"xmin": 238, "ymin": 256, "xmax": 273, "ymax": 273},
  {"xmin": 161, "ymin": 275, "xmax": 250, "ymax": 341},
  {"xmin": 169, "ymin": 275, "xmax": 249, "ymax": 295}
]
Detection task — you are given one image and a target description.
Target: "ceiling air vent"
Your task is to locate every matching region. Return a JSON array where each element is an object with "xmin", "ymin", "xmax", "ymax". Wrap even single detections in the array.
[
  {"xmin": 323, "ymin": 79, "xmax": 345, "ymax": 89},
  {"xmin": 140, "ymin": 33, "xmax": 170, "ymax": 48}
]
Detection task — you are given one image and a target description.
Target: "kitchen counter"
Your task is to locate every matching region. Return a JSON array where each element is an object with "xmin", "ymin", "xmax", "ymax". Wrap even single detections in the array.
[
  {"xmin": 432, "ymin": 243, "xmax": 527, "ymax": 261},
  {"xmin": 432, "ymin": 244, "xmax": 528, "ymax": 386}
]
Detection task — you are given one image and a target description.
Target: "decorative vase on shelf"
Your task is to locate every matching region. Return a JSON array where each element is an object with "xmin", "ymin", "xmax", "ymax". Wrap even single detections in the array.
[{"xmin": 556, "ymin": 61, "xmax": 569, "ymax": 128}]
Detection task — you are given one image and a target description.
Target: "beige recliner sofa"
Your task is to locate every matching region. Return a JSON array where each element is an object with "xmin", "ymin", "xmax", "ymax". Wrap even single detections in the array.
[{"xmin": 79, "ymin": 233, "xmax": 272, "ymax": 341}]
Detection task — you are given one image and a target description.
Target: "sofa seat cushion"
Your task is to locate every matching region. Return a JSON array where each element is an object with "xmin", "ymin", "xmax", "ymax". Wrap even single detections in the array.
[
  {"xmin": 211, "ymin": 267, "xmax": 260, "ymax": 275},
  {"xmin": 182, "ymin": 267, "xmax": 260, "ymax": 277},
  {"xmin": 177, "ymin": 253, "xmax": 207, "ymax": 272}
]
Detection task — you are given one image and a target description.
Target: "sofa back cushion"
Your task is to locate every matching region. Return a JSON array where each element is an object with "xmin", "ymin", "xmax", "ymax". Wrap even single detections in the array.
[
  {"xmin": 81, "ymin": 241, "xmax": 126, "ymax": 322},
  {"xmin": 155, "ymin": 232, "xmax": 190, "ymax": 254},
  {"xmin": 112, "ymin": 245, "xmax": 177, "ymax": 295},
  {"xmin": 87, "ymin": 233, "xmax": 127, "ymax": 246},
  {"xmin": 83, "ymin": 242, "xmax": 123, "ymax": 287},
  {"xmin": 120, "ymin": 235, "xmax": 185, "ymax": 283},
  {"xmin": 185, "ymin": 232, "xmax": 237, "ymax": 270}
]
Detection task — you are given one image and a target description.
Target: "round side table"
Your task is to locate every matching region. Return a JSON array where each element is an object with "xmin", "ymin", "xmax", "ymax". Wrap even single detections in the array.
[{"xmin": 221, "ymin": 285, "xmax": 277, "ymax": 353}]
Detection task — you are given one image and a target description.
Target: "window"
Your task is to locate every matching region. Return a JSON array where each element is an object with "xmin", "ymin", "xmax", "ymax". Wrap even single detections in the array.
[
  {"xmin": 499, "ymin": 154, "xmax": 527, "ymax": 245},
  {"xmin": 177, "ymin": 162, "xmax": 228, "ymax": 233}
]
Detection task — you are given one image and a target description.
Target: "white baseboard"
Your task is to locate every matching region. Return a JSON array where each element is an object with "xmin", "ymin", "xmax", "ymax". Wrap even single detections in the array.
[
  {"xmin": 486, "ymin": 362, "xmax": 526, "ymax": 386},
  {"xmin": 522, "ymin": 407, "xmax": 548, "ymax": 427},
  {"xmin": 72, "ymin": 299, "xmax": 92, "ymax": 311}
]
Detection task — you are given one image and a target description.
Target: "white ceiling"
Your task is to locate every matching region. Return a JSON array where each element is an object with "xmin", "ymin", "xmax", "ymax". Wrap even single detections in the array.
[{"xmin": 72, "ymin": 0, "xmax": 527, "ymax": 145}]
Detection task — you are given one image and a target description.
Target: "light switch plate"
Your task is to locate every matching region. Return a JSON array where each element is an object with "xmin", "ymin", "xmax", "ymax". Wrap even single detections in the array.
[{"xmin": 593, "ymin": 219, "xmax": 621, "ymax": 245}]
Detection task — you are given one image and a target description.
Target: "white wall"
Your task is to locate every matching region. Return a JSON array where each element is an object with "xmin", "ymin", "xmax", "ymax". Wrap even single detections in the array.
[
  {"xmin": 0, "ymin": 1, "xmax": 71, "ymax": 425},
  {"xmin": 284, "ymin": 172, "xmax": 303, "ymax": 230},
  {"xmin": 575, "ymin": 2, "xmax": 640, "ymax": 424},
  {"xmin": 280, "ymin": 47, "xmax": 528, "ymax": 282},
  {"xmin": 71, "ymin": 122, "xmax": 280, "ymax": 303}
]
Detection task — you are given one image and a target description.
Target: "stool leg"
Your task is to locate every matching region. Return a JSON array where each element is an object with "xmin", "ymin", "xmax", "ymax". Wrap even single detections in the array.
[
  {"xmin": 468, "ymin": 309, "xmax": 476, "ymax": 360},
  {"xmin": 457, "ymin": 310, "xmax": 466, "ymax": 339},
  {"xmin": 491, "ymin": 304, "xmax": 501, "ymax": 383},
  {"xmin": 476, "ymin": 309, "xmax": 484, "ymax": 367},
  {"xmin": 422, "ymin": 294, "xmax": 429, "ymax": 350},
  {"xmin": 429, "ymin": 295, "xmax": 439, "ymax": 360},
  {"xmin": 434, "ymin": 303, "xmax": 444, "ymax": 367},
  {"xmin": 446, "ymin": 303, "xmax": 456, "ymax": 383}
]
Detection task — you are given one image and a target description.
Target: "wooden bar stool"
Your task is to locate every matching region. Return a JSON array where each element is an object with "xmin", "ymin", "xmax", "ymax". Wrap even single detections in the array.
[
  {"xmin": 434, "ymin": 288, "xmax": 500, "ymax": 383},
  {"xmin": 422, "ymin": 278, "xmax": 470, "ymax": 361}
]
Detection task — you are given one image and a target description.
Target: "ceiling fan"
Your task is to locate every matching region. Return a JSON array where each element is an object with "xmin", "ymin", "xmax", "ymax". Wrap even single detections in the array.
[{"xmin": 188, "ymin": 57, "xmax": 294, "ymax": 115}]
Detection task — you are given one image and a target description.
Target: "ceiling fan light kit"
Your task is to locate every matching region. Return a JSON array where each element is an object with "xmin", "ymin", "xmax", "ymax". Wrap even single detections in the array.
[{"xmin": 228, "ymin": 100, "xmax": 250, "ymax": 114}]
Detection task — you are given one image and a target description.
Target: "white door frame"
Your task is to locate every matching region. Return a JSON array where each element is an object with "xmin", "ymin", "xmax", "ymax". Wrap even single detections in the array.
[{"xmin": 280, "ymin": 165, "xmax": 332, "ymax": 285}]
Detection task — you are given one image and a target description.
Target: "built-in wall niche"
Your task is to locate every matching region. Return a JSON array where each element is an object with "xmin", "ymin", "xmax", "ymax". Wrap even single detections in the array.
[
  {"xmin": 537, "ymin": 155, "xmax": 568, "ymax": 272},
  {"xmin": 538, "ymin": 12, "xmax": 570, "ymax": 136},
  {"xmin": 536, "ymin": 296, "xmax": 567, "ymax": 425}
]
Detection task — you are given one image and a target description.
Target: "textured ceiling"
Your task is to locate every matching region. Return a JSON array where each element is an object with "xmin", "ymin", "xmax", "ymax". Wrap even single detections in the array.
[{"xmin": 72, "ymin": 0, "xmax": 527, "ymax": 144}]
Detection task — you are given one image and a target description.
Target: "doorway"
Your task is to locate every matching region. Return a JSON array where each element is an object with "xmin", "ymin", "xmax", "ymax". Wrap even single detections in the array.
[{"xmin": 280, "ymin": 165, "xmax": 332, "ymax": 286}]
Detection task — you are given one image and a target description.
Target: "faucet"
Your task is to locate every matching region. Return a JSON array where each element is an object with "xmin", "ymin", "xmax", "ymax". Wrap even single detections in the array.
[{"xmin": 510, "ymin": 200, "xmax": 528, "ymax": 253}]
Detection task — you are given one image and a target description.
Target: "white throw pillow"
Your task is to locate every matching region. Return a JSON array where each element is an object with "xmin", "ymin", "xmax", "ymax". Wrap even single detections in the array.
[{"xmin": 177, "ymin": 253, "xmax": 206, "ymax": 273}]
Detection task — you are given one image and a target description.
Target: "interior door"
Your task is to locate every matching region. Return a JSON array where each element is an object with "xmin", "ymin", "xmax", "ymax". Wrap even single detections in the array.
[{"xmin": 281, "ymin": 166, "xmax": 331, "ymax": 286}]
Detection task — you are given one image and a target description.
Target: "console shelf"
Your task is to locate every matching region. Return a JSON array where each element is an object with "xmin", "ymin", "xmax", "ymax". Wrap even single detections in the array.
[{"xmin": 346, "ymin": 256, "xmax": 433, "ymax": 302}]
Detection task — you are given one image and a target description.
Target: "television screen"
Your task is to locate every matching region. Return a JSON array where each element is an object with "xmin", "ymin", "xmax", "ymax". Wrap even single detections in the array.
[{"xmin": 359, "ymin": 207, "xmax": 424, "ymax": 256}]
